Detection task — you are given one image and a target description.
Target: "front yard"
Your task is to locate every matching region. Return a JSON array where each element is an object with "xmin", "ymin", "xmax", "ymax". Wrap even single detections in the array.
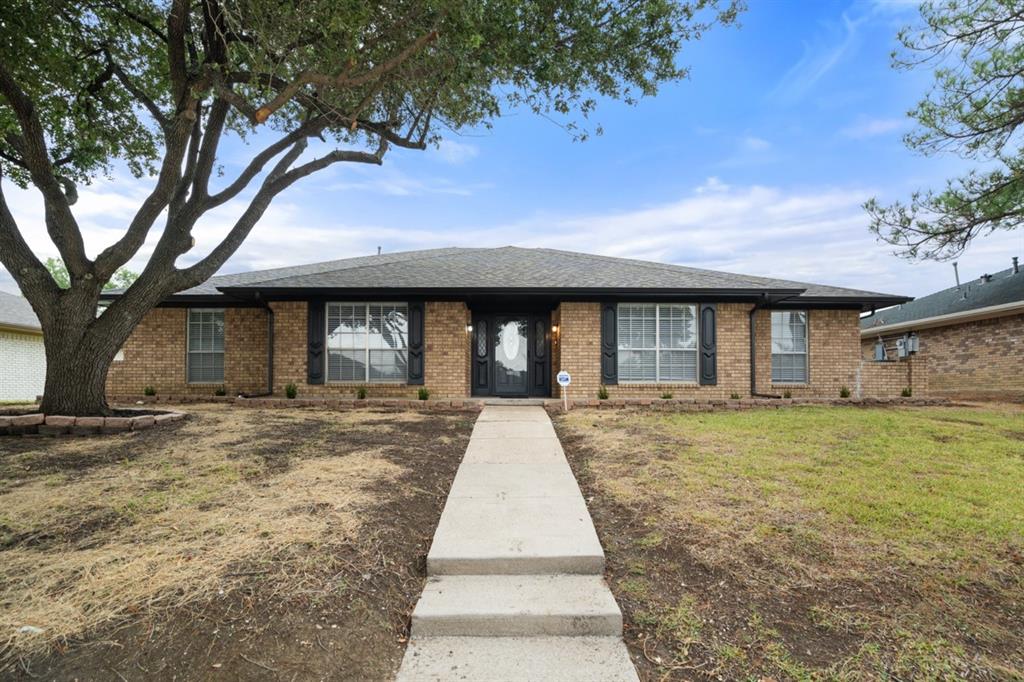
[
  {"xmin": 0, "ymin": 404, "xmax": 474, "ymax": 680},
  {"xmin": 556, "ymin": 404, "xmax": 1024, "ymax": 681}
]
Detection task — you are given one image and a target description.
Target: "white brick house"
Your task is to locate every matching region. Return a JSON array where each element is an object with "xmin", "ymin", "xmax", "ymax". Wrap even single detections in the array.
[{"xmin": 0, "ymin": 291, "xmax": 45, "ymax": 401}]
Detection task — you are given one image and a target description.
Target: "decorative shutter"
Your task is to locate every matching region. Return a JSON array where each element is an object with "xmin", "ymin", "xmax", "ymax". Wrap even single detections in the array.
[
  {"xmin": 407, "ymin": 300, "xmax": 425, "ymax": 385},
  {"xmin": 307, "ymin": 300, "xmax": 325, "ymax": 385},
  {"xmin": 600, "ymin": 301, "xmax": 618, "ymax": 385},
  {"xmin": 698, "ymin": 304, "xmax": 717, "ymax": 385}
]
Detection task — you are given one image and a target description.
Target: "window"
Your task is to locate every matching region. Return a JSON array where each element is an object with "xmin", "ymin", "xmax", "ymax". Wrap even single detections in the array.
[
  {"xmin": 771, "ymin": 310, "xmax": 808, "ymax": 383},
  {"xmin": 326, "ymin": 303, "xmax": 408, "ymax": 382},
  {"xmin": 617, "ymin": 304, "xmax": 698, "ymax": 382},
  {"xmin": 187, "ymin": 309, "xmax": 224, "ymax": 383}
]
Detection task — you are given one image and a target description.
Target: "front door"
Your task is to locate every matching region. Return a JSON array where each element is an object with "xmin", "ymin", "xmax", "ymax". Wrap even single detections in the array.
[
  {"xmin": 471, "ymin": 312, "xmax": 551, "ymax": 397},
  {"xmin": 494, "ymin": 317, "xmax": 528, "ymax": 396}
]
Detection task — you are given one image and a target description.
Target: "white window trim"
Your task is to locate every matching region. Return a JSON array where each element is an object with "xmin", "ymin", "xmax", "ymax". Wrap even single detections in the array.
[
  {"xmin": 770, "ymin": 310, "xmax": 809, "ymax": 385},
  {"xmin": 186, "ymin": 307, "xmax": 225, "ymax": 385},
  {"xmin": 325, "ymin": 301, "xmax": 409, "ymax": 384},
  {"xmin": 617, "ymin": 303, "xmax": 699, "ymax": 385}
]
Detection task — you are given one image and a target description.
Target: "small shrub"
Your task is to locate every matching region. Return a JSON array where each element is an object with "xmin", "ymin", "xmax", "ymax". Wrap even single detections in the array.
[
  {"xmin": 782, "ymin": 390, "xmax": 792, "ymax": 399},
  {"xmin": 730, "ymin": 392, "xmax": 741, "ymax": 400},
  {"xmin": 901, "ymin": 387, "xmax": 912, "ymax": 397},
  {"xmin": 143, "ymin": 386, "xmax": 156, "ymax": 396},
  {"xmin": 214, "ymin": 387, "xmax": 226, "ymax": 396},
  {"xmin": 597, "ymin": 385, "xmax": 609, "ymax": 400},
  {"xmin": 418, "ymin": 387, "xmax": 430, "ymax": 401},
  {"xmin": 356, "ymin": 386, "xmax": 368, "ymax": 400},
  {"xmin": 839, "ymin": 386, "xmax": 851, "ymax": 398},
  {"xmin": 660, "ymin": 392, "xmax": 673, "ymax": 400},
  {"xmin": 285, "ymin": 383, "xmax": 297, "ymax": 399}
]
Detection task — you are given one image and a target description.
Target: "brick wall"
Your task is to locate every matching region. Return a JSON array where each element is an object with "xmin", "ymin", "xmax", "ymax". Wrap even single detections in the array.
[
  {"xmin": 106, "ymin": 307, "xmax": 270, "ymax": 396},
  {"xmin": 270, "ymin": 300, "xmax": 470, "ymax": 399},
  {"xmin": 854, "ymin": 357, "xmax": 927, "ymax": 398},
  {"xmin": 754, "ymin": 308, "xmax": 862, "ymax": 398},
  {"xmin": 0, "ymin": 329, "xmax": 46, "ymax": 401},
  {"xmin": 861, "ymin": 313, "xmax": 1023, "ymax": 400}
]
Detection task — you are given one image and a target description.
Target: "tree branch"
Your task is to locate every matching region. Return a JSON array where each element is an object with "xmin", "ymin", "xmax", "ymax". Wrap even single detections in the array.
[{"xmin": 0, "ymin": 174, "xmax": 59, "ymax": 306}]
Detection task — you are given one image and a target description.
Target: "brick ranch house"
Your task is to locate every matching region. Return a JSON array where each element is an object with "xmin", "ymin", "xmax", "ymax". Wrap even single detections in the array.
[
  {"xmin": 861, "ymin": 259, "xmax": 1023, "ymax": 401},
  {"xmin": 103, "ymin": 246, "xmax": 920, "ymax": 401}
]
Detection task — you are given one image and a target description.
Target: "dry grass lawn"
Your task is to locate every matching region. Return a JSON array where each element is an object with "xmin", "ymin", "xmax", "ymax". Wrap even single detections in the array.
[
  {"xmin": 556, "ymin": 403, "xmax": 1024, "ymax": 681},
  {"xmin": 0, "ymin": 404, "xmax": 474, "ymax": 679}
]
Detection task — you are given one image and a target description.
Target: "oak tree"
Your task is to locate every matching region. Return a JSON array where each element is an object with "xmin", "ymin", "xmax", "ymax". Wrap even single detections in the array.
[{"xmin": 0, "ymin": 0, "xmax": 741, "ymax": 415}]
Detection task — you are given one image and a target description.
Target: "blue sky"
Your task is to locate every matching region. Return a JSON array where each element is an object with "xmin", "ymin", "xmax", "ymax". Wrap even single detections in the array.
[{"xmin": 3, "ymin": 0, "xmax": 1021, "ymax": 298}]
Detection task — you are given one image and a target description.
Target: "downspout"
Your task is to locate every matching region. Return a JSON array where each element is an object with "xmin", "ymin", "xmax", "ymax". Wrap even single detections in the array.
[{"xmin": 749, "ymin": 295, "xmax": 780, "ymax": 398}]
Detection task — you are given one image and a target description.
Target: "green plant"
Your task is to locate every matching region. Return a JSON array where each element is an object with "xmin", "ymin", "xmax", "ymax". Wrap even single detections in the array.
[
  {"xmin": 214, "ymin": 387, "xmax": 226, "ymax": 396},
  {"xmin": 901, "ymin": 387, "xmax": 913, "ymax": 397},
  {"xmin": 285, "ymin": 383, "xmax": 297, "ymax": 399},
  {"xmin": 597, "ymin": 385, "xmax": 609, "ymax": 400},
  {"xmin": 783, "ymin": 390, "xmax": 792, "ymax": 399},
  {"xmin": 840, "ymin": 386, "xmax": 851, "ymax": 398},
  {"xmin": 356, "ymin": 386, "xmax": 368, "ymax": 400},
  {"xmin": 730, "ymin": 392, "xmax": 741, "ymax": 400},
  {"xmin": 418, "ymin": 387, "xmax": 430, "ymax": 401},
  {"xmin": 661, "ymin": 392, "xmax": 673, "ymax": 400},
  {"xmin": 143, "ymin": 386, "xmax": 156, "ymax": 396}
]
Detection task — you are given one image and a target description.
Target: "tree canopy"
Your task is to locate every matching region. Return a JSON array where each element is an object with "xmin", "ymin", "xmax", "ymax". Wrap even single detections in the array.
[
  {"xmin": 0, "ymin": 0, "xmax": 742, "ymax": 414},
  {"xmin": 865, "ymin": 0, "xmax": 1024, "ymax": 260},
  {"xmin": 44, "ymin": 257, "xmax": 138, "ymax": 290}
]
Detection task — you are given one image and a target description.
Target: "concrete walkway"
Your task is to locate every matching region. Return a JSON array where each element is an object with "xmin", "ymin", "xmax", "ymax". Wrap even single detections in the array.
[{"xmin": 396, "ymin": 406, "xmax": 638, "ymax": 681}]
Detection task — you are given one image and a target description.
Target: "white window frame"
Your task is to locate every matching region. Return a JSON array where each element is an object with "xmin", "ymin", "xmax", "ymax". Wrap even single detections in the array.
[
  {"xmin": 617, "ymin": 303, "xmax": 699, "ymax": 384},
  {"xmin": 186, "ymin": 308, "xmax": 225, "ymax": 384},
  {"xmin": 770, "ymin": 310, "xmax": 809, "ymax": 384},
  {"xmin": 325, "ymin": 302, "xmax": 409, "ymax": 383}
]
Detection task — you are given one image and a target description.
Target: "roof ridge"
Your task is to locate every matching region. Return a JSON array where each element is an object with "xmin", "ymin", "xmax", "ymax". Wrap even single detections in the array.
[{"xmin": 210, "ymin": 246, "xmax": 470, "ymax": 283}]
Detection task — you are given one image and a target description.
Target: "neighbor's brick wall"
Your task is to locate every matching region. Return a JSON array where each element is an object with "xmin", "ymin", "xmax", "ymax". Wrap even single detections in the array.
[
  {"xmin": 271, "ymin": 300, "xmax": 470, "ymax": 399},
  {"xmin": 854, "ymin": 357, "xmax": 928, "ymax": 398},
  {"xmin": 554, "ymin": 302, "xmax": 752, "ymax": 400},
  {"xmin": 861, "ymin": 313, "xmax": 1023, "ymax": 400},
  {"xmin": 106, "ymin": 307, "xmax": 269, "ymax": 396}
]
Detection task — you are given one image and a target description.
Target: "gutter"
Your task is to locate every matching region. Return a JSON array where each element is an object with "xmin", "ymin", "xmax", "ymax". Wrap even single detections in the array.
[
  {"xmin": 0, "ymin": 323, "xmax": 44, "ymax": 336},
  {"xmin": 859, "ymin": 299, "xmax": 1024, "ymax": 337}
]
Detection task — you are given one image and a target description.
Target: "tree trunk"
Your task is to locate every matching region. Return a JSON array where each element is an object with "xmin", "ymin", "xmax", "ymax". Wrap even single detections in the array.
[{"xmin": 39, "ymin": 342, "xmax": 117, "ymax": 416}]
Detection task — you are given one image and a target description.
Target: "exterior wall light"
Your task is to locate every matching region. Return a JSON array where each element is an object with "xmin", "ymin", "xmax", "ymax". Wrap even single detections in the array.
[
  {"xmin": 551, "ymin": 324, "xmax": 559, "ymax": 334},
  {"xmin": 466, "ymin": 324, "xmax": 473, "ymax": 333}
]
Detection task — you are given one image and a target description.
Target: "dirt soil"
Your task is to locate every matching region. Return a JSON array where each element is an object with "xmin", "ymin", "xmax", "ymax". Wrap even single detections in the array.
[
  {"xmin": 555, "ymin": 405, "xmax": 1024, "ymax": 681},
  {"xmin": 0, "ymin": 403, "xmax": 475, "ymax": 681}
]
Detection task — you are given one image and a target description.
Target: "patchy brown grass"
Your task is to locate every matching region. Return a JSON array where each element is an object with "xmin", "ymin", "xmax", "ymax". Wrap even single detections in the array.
[
  {"xmin": 0, "ymin": 404, "xmax": 474, "ymax": 680},
  {"xmin": 555, "ymin": 404, "xmax": 1024, "ymax": 681}
]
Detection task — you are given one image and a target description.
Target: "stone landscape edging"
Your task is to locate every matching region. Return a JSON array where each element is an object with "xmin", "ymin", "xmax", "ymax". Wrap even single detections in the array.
[
  {"xmin": 234, "ymin": 396, "xmax": 485, "ymax": 412},
  {"xmin": 0, "ymin": 410, "xmax": 187, "ymax": 437},
  {"xmin": 548, "ymin": 396, "xmax": 949, "ymax": 413}
]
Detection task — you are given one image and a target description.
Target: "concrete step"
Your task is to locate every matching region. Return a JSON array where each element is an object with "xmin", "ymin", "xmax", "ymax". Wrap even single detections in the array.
[
  {"xmin": 427, "ymin": 495, "xmax": 604, "ymax": 575},
  {"xmin": 411, "ymin": 575, "xmax": 622, "ymax": 637},
  {"xmin": 396, "ymin": 636, "xmax": 639, "ymax": 682}
]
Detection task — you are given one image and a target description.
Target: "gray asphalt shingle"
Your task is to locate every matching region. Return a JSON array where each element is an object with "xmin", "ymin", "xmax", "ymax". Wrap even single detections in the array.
[{"xmin": 0, "ymin": 291, "xmax": 42, "ymax": 331}]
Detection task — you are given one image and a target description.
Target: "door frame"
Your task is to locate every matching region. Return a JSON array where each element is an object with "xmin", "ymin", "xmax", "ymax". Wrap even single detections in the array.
[{"xmin": 471, "ymin": 311, "xmax": 551, "ymax": 398}]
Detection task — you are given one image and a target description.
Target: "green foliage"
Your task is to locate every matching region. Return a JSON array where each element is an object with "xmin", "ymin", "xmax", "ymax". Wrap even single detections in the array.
[
  {"xmin": 660, "ymin": 392, "xmax": 673, "ymax": 399},
  {"xmin": 143, "ymin": 385, "xmax": 155, "ymax": 396},
  {"xmin": 417, "ymin": 387, "xmax": 430, "ymax": 401},
  {"xmin": 44, "ymin": 257, "xmax": 138, "ymax": 291},
  {"xmin": 214, "ymin": 387, "xmax": 227, "ymax": 396},
  {"xmin": 356, "ymin": 386, "xmax": 367, "ymax": 400},
  {"xmin": 597, "ymin": 385, "xmax": 609, "ymax": 400},
  {"xmin": 730, "ymin": 392, "xmax": 741, "ymax": 400},
  {"xmin": 284, "ymin": 383, "xmax": 297, "ymax": 399},
  {"xmin": 866, "ymin": 1, "xmax": 1024, "ymax": 260},
  {"xmin": 901, "ymin": 387, "xmax": 913, "ymax": 398},
  {"xmin": 839, "ymin": 386, "xmax": 851, "ymax": 398},
  {"xmin": 782, "ymin": 390, "xmax": 792, "ymax": 399},
  {"xmin": 0, "ymin": 0, "xmax": 743, "ymax": 189}
]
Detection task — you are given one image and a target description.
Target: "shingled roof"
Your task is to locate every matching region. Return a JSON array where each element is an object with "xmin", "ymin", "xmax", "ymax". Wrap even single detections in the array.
[
  {"xmin": 106, "ymin": 246, "xmax": 909, "ymax": 308},
  {"xmin": 861, "ymin": 264, "xmax": 1023, "ymax": 331},
  {"xmin": 0, "ymin": 290, "xmax": 42, "ymax": 333}
]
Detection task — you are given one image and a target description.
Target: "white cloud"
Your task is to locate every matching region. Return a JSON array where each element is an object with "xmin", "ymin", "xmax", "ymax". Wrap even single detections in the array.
[
  {"xmin": 435, "ymin": 139, "xmax": 480, "ymax": 165},
  {"xmin": 741, "ymin": 136, "xmax": 772, "ymax": 151},
  {"xmin": 841, "ymin": 117, "xmax": 907, "ymax": 138},
  {"xmin": 771, "ymin": 11, "xmax": 865, "ymax": 103}
]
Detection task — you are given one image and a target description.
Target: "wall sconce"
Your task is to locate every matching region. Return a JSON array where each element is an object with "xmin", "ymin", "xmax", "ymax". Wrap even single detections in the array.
[
  {"xmin": 466, "ymin": 324, "xmax": 473, "ymax": 333},
  {"xmin": 551, "ymin": 324, "xmax": 559, "ymax": 335}
]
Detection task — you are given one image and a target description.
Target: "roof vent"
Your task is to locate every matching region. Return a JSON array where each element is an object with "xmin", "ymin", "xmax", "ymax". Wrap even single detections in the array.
[
  {"xmin": 980, "ymin": 273, "xmax": 992, "ymax": 283},
  {"xmin": 1014, "ymin": 256, "xmax": 1020, "ymax": 274}
]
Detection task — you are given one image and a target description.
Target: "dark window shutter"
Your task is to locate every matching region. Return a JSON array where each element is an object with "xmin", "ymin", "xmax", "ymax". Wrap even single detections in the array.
[
  {"xmin": 307, "ymin": 301, "xmax": 325, "ymax": 385},
  {"xmin": 699, "ymin": 304, "xmax": 717, "ymax": 385},
  {"xmin": 600, "ymin": 301, "xmax": 618, "ymax": 385},
  {"xmin": 407, "ymin": 300, "xmax": 425, "ymax": 385}
]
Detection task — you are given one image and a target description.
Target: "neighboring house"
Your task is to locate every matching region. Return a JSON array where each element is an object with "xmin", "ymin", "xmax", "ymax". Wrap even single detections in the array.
[
  {"xmin": 0, "ymin": 291, "xmax": 45, "ymax": 402},
  {"xmin": 102, "ymin": 246, "xmax": 915, "ymax": 400},
  {"xmin": 861, "ymin": 259, "xmax": 1023, "ymax": 400}
]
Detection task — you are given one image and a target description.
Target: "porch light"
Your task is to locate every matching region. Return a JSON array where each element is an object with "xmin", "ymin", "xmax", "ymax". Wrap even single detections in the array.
[
  {"xmin": 551, "ymin": 324, "xmax": 559, "ymax": 334},
  {"xmin": 466, "ymin": 324, "xmax": 473, "ymax": 333}
]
